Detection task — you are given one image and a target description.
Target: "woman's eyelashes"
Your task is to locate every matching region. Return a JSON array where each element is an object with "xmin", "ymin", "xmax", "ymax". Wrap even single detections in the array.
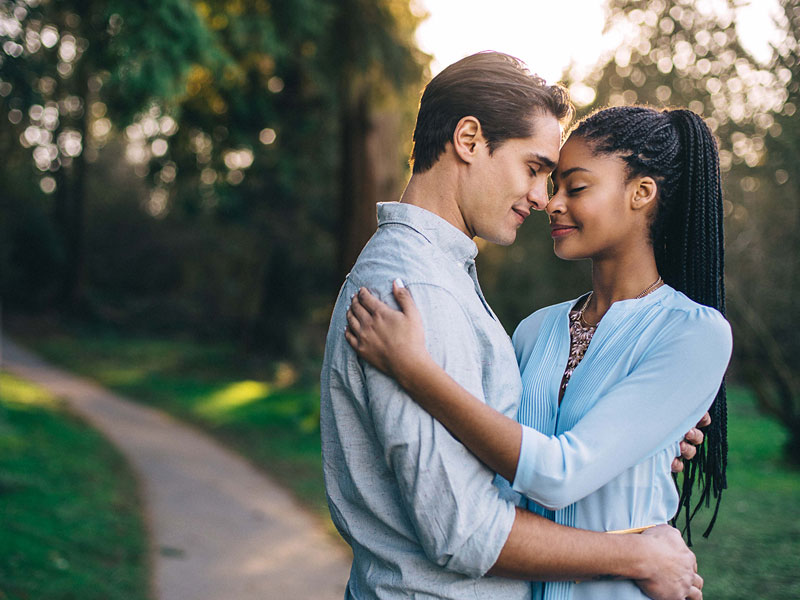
[{"xmin": 567, "ymin": 186, "xmax": 587, "ymax": 196}]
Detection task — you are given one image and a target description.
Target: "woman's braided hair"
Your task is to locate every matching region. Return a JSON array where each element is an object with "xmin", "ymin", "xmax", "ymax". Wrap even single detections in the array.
[{"xmin": 570, "ymin": 105, "xmax": 727, "ymax": 542}]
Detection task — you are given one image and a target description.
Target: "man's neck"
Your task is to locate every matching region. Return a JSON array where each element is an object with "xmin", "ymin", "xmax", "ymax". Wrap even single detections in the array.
[{"xmin": 400, "ymin": 171, "xmax": 472, "ymax": 239}]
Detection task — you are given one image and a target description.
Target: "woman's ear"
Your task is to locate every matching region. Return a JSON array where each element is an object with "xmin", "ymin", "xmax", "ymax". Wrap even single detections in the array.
[
  {"xmin": 631, "ymin": 176, "xmax": 658, "ymax": 211},
  {"xmin": 452, "ymin": 116, "xmax": 484, "ymax": 164}
]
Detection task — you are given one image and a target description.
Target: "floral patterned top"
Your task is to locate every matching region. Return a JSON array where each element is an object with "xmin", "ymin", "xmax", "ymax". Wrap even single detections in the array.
[{"xmin": 559, "ymin": 301, "xmax": 597, "ymax": 402}]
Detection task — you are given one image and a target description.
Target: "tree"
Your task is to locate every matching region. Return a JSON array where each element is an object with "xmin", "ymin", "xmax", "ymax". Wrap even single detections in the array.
[
  {"xmin": 2, "ymin": 0, "xmax": 428, "ymax": 357},
  {"xmin": 0, "ymin": 0, "xmax": 214, "ymax": 307},
  {"xmin": 561, "ymin": 0, "xmax": 799, "ymax": 464},
  {"xmin": 729, "ymin": 0, "xmax": 800, "ymax": 463}
]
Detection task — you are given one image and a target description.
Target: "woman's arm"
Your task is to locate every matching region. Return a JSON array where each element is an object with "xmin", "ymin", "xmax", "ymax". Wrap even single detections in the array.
[
  {"xmin": 345, "ymin": 282, "xmax": 727, "ymax": 506},
  {"xmin": 345, "ymin": 281, "xmax": 524, "ymax": 482}
]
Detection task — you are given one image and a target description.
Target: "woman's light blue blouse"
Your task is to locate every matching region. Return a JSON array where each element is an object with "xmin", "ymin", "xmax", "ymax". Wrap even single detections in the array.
[{"xmin": 511, "ymin": 285, "xmax": 732, "ymax": 600}]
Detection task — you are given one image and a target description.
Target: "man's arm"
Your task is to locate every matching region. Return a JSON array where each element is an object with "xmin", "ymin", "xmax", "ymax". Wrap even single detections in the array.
[
  {"xmin": 359, "ymin": 282, "xmax": 518, "ymax": 577},
  {"xmin": 357, "ymin": 283, "xmax": 702, "ymax": 598},
  {"xmin": 491, "ymin": 510, "xmax": 703, "ymax": 600}
]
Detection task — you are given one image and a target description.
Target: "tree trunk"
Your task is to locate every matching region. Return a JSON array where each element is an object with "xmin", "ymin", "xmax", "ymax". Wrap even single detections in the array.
[
  {"xmin": 57, "ymin": 68, "xmax": 91, "ymax": 309},
  {"xmin": 336, "ymin": 86, "xmax": 375, "ymax": 283}
]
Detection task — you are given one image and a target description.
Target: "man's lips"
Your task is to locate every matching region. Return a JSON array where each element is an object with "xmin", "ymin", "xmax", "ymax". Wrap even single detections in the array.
[
  {"xmin": 550, "ymin": 223, "xmax": 577, "ymax": 238},
  {"xmin": 512, "ymin": 207, "xmax": 530, "ymax": 223}
]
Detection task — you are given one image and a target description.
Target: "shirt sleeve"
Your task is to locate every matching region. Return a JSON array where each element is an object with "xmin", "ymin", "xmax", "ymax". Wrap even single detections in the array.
[
  {"xmin": 363, "ymin": 282, "xmax": 517, "ymax": 578},
  {"xmin": 512, "ymin": 307, "xmax": 732, "ymax": 511}
]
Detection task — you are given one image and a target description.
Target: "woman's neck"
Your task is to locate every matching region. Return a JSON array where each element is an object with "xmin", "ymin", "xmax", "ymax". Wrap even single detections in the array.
[{"xmin": 584, "ymin": 251, "xmax": 661, "ymax": 323}]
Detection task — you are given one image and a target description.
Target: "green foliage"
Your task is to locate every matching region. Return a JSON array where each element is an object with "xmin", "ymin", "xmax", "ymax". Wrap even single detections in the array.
[
  {"xmin": 564, "ymin": 0, "xmax": 800, "ymax": 463},
  {"xmin": 1, "ymin": 0, "xmax": 428, "ymax": 357},
  {"xmin": 0, "ymin": 373, "xmax": 149, "ymax": 600},
  {"xmin": 691, "ymin": 387, "xmax": 800, "ymax": 599}
]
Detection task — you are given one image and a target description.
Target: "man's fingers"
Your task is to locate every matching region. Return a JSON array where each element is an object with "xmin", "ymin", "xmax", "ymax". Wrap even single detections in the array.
[
  {"xmin": 697, "ymin": 412, "xmax": 711, "ymax": 428},
  {"xmin": 684, "ymin": 427, "xmax": 704, "ymax": 446},
  {"xmin": 687, "ymin": 585, "xmax": 703, "ymax": 600},
  {"xmin": 694, "ymin": 572, "xmax": 703, "ymax": 589},
  {"xmin": 679, "ymin": 441, "xmax": 697, "ymax": 461}
]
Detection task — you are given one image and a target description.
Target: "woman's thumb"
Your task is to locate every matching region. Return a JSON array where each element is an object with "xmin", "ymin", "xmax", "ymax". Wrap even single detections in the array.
[{"xmin": 392, "ymin": 278, "xmax": 415, "ymax": 313}]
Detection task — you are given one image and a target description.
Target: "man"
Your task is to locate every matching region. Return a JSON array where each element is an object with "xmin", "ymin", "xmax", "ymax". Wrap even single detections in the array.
[{"xmin": 320, "ymin": 52, "xmax": 704, "ymax": 599}]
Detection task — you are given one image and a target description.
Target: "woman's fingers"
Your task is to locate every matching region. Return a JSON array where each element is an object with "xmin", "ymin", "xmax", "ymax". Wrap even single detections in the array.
[
  {"xmin": 349, "ymin": 294, "xmax": 373, "ymax": 325},
  {"xmin": 346, "ymin": 305, "xmax": 363, "ymax": 336},
  {"xmin": 392, "ymin": 279, "xmax": 421, "ymax": 321},
  {"xmin": 356, "ymin": 287, "xmax": 382, "ymax": 315},
  {"xmin": 697, "ymin": 412, "xmax": 711, "ymax": 428},
  {"xmin": 344, "ymin": 326, "xmax": 359, "ymax": 349}
]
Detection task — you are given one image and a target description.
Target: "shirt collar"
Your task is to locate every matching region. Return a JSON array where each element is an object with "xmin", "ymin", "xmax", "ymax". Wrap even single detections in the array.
[{"xmin": 377, "ymin": 202, "xmax": 478, "ymax": 267}]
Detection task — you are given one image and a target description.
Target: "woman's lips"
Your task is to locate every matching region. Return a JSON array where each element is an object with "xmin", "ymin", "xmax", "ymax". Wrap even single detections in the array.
[{"xmin": 550, "ymin": 225, "xmax": 577, "ymax": 238}]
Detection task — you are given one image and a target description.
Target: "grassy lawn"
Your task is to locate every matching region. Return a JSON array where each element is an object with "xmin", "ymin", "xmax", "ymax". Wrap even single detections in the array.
[
  {"xmin": 689, "ymin": 386, "xmax": 800, "ymax": 599},
  {"xmin": 17, "ymin": 330, "xmax": 328, "ymax": 516},
  {"xmin": 0, "ymin": 372, "xmax": 150, "ymax": 600},
  {"xmin": 14, "ymin": 328, "xmax": 800, "ymax": 597}
]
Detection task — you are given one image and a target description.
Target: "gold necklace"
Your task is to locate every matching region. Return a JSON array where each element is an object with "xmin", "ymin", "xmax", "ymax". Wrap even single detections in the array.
[{"xmin": 578, "ymin": 276, "xmax": 664, "ymax": 328}]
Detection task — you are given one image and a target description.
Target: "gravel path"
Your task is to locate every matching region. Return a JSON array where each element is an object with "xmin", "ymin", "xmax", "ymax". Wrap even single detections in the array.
[{"xmin": 2, "ymin": 337, "xmax": 350, "ymax": 600}]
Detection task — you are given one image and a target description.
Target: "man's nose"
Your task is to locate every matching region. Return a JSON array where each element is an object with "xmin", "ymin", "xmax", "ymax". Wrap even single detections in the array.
[{"xmin": 527, "ymin": 179, "xmax": 549, "ymax": 211}]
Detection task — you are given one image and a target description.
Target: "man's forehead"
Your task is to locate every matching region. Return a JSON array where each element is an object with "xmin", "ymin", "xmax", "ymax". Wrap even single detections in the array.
[{"xmin": 520, "ymin": 113, "xmax": 562, "ymax": 164}]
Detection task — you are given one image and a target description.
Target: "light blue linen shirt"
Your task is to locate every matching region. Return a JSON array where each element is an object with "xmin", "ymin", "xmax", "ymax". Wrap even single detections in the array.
[
  {"xmin": 320, "ymin": 202, "xmax": 529, "ymax": 599},
  {"xmin": 511, "ymin": 285, "xmax": 732, "ymax": 600}
]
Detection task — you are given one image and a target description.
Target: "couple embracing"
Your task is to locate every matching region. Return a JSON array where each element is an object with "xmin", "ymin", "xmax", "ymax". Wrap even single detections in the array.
[{"xmin": 321, "ymin": 51, "xmax": 731, "ymax": 600}]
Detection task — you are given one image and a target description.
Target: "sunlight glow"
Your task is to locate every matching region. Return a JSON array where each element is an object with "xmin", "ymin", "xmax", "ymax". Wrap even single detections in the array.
[
  {"xmin": 197, "ymin": 380, "xmax": 271, "ymax": 419},
  {"xmin": 415, "ymin": 0, "xmax": 781, "ymax": 83}
]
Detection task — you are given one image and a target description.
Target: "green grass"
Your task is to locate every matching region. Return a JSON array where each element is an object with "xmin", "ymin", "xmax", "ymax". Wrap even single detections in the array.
[
  {"xmin": 19, "ymin": 331, "xmax": 328, "ymax": 516},
  {"xmin": 15, "ymin": 329, "xmax": 800, "ymax": 597},
  {"xmin": 689, "ymin": 386, "xmax": 800, "ymax": 599},
  {"xmin": 0, "ymin": 373, "xmax": 150, "ymax": 600}
]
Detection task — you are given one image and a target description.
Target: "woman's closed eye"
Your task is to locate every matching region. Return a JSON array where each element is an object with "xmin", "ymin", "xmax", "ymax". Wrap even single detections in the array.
[{"xmin": 568, "ymin": 186, "xmax": 587, "ymax": 196}]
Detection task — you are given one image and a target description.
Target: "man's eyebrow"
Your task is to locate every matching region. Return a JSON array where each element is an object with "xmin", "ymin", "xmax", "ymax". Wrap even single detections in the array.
[
  {"xmin": 526, "ymin": 153, "xmax": 557, "ymax": 170},
  {"xmin": 553, "ymin": 166, "xmax": 590, "ymax": 180}
]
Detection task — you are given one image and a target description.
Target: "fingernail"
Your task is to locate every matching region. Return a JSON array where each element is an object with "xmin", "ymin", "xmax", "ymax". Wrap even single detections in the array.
[{"xmin": 394, "ymin": 278, "xmax": 405, "ymax": 288}]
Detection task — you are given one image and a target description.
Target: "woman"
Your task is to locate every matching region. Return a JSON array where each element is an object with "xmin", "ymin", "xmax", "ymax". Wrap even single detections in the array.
[{"xmin": 344, "ymin": 106, "xmax": 732, "ymax": 599}]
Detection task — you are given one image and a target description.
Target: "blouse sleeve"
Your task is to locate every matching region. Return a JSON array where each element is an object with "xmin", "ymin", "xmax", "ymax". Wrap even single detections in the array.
[{"xmin": 512, "ymin": 307, "xmax": 732, "ymax": 511}]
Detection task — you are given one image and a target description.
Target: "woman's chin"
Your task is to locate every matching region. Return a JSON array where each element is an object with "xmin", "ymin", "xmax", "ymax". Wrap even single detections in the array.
[{"xmin": 553, "ymin": 245, "xmax": 586, "ymax": 261}]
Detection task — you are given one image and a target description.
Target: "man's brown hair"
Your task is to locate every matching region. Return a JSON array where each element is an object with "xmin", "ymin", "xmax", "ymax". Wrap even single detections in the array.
[{"xmin": 410, "ymin": 51, "xmax": 573, "ymax": 173}]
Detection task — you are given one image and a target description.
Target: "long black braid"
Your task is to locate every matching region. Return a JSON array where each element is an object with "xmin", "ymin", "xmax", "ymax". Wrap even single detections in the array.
[{"xmin": 570, "ymin": 106, "xmax": 727, "ymax": 543}]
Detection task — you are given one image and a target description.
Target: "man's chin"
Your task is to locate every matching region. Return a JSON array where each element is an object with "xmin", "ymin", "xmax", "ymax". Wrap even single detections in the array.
[{"xmin": 476, "ymin": 228, "xmax": 517, "ymax": 247}]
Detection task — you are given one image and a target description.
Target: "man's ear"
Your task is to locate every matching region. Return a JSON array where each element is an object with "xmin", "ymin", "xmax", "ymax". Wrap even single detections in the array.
[
  {"xmin": 452, "ymin": 116, "xmax": 484, "ymax": 164},
  {"xmin": 631, "ymin": 176, "xmax": 658, "ymax": 211}
]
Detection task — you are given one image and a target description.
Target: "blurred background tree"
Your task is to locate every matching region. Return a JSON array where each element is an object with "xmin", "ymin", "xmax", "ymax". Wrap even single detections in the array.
[
  {"xmin": 1, "ymin": 0, "xmax": 426, "ymax": 356},
  {"xmin": 580, "ymin": 0, "xmax": 799, "ymax": 464},
  {"xmin": 479, "ymin": 0, "xmax": 800, "ymax": 465},
  {"xmin": 2, "ymin": 0, "xmax": 798, "ymax": 462}
]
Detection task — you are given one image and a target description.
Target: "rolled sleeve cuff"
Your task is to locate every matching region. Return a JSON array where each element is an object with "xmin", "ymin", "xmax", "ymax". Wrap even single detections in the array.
[
  {"xmin": 511, "ymin": 425, "xmax": 558, "ymax": 503},
  {"xmin": 444, "ymin": 495, "xmax": 517, "ymax": 578}
]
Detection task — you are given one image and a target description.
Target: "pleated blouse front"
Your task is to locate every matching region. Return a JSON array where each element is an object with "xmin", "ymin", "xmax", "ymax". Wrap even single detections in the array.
[{"xmin": 510, "ymin": 285, "xmax": 732, "ymax": 600}]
